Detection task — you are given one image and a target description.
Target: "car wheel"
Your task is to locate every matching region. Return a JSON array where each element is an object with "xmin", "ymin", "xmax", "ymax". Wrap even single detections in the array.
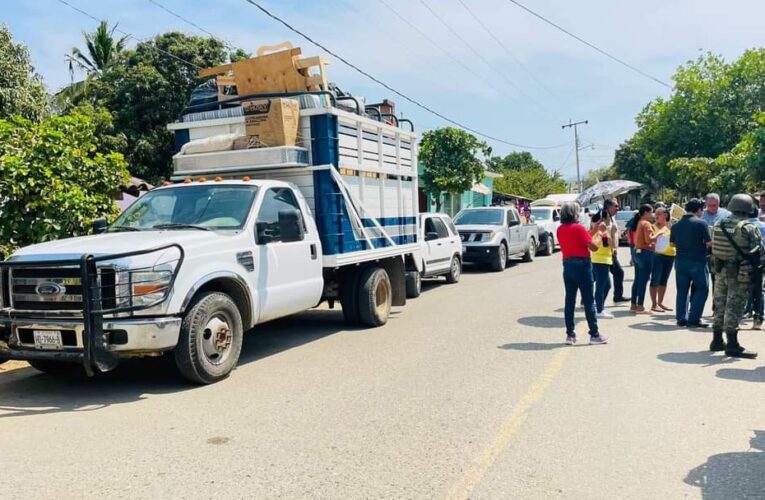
[
  {"xmin": 543, "ymin": 234, "xmax": 554, "ymax": 256},
  {"xmin": 523, "ymin": 238, "xmax": 537, "ymax": 262},
  {"xmin": 175, "ymin": 291, "xmax": 244, "ymax": 384},
  {"xmin": 405, "ymin": 271, "xmax": 422, "ymax": 298},
  {"xmin": 491, "ymin": 243, "xmax": 507, "ymax": 272},
  {"xmin": 446, "ymin": 256, "xmax": 461, "ymax": 283}
]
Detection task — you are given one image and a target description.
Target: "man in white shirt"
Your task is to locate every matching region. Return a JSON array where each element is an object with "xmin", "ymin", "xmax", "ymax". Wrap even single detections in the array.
[{"xmin": 701, "ymin": 193, "xmax": 731, "ymax": 228}]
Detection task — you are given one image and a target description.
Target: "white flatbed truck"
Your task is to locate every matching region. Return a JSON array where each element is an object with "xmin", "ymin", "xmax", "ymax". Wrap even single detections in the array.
[{"xmin": 0, "ymin": 91, "xmax": 422, "ymax": 383}]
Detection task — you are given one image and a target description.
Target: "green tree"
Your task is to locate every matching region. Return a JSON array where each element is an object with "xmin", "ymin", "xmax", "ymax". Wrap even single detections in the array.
[
  {"xmin": 490, "ymin": 151, "xmax": 567, "ymax": 199},
  {"xmin": 0, "ymin": 110, "xmax": 129, "ymax": 254},
  {"xmin": 420, "ymin": 127, "xmax": 491, "ymax": 210},
  {"xmin": 91, "ymin": 32, "xmax": 228, "ymax": 182},
  {"xmin": 0, "ymin": 24, "xmax": 47, "ymax": 121},
  {"xmin": 582, "ymin": 165, "xmax": 616, "ymax": 189},
  {"xmin": 56, "ymin": 21, "xmax": 129, "ymax": 108}
]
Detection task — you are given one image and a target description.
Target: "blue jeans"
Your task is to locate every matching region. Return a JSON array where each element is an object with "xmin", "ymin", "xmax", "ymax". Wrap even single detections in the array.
[
  {"xmin": 563, "ymin": 258, "xmax": 599, "ymax": 337},
  {"xmin": 675, "ymin": 257, "xmax": 709, "ymax": 323},
  {"xmin": 632, "ymin": 250, "xmax": 654, "ymax": 306},
  {"xmin": 593, "ymin": 262, "xmax": 612, "ymax": 313}
]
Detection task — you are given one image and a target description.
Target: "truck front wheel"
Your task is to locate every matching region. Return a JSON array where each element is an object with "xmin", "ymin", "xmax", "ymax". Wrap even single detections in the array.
[
  {"xmin": 358, "ymin": 267, "xmax": 392, "ymax": 327},
  {"xmin": 175, "ymin": 291, "xmax": 243, "ymax": 384},
  {"xmin": 491, "ymin": 243, "xmax": 508, "ymax": 272}
]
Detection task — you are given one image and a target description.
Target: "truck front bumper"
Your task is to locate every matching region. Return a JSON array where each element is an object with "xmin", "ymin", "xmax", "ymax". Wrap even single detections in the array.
[
  {"xmin": 462, "ymin": 245, "xmax": 500, "ymax": 263},
  {"xmin": 0, "ymin": 316, "xmax": 181, "ymax": 363}
]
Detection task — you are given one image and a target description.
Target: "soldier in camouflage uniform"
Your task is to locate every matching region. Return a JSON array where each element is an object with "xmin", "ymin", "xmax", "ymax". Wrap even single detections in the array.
[{"xmin": 710, "ymin": 194, "xmax": 763, "ymax": 358}]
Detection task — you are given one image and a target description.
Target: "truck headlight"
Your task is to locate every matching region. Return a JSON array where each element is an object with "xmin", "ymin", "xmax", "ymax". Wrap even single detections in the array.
[
  {"xmin": 111, "ymin": 247, "xmax": 182, "ymax": 311},
  {"xmin": 130, "ymin": 269, "xmax": 174, "ymax": 307}
]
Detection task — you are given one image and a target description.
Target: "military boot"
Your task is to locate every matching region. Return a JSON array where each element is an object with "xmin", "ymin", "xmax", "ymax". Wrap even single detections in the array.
[
  {"xmin": 709, "ymin": 330, "xmax": 726, "ymax": 352},
  {"xmin": 724, "ymin": 331, "xmax": 758, "ymax": 359}
]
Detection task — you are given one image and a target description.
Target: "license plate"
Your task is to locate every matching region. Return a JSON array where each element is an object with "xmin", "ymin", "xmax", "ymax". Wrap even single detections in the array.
[{"xmin": 33, "ymin": 330, "xmax": 63, "ymax": 350}]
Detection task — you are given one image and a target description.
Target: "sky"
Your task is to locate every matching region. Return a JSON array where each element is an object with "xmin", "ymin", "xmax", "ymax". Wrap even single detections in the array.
[{"xmin": 4, "ymin": 0, "xmax": 765, "ymax": 182}]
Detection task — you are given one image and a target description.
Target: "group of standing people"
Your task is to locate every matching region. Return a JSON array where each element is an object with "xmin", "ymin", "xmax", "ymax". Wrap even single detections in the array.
[{"xmin": 555, "ymin": 192, "xmax": 765, "ymax": 360}]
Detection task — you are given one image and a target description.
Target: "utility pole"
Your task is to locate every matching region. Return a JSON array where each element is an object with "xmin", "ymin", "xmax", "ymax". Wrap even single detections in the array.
[{"xmin": 561, "ymin": 119, "xmax": 588, "ymax": 193}]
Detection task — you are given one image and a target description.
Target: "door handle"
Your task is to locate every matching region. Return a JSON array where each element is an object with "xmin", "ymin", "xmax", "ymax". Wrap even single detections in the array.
[
  {"xmin": 437, "ymin": 242, "xmax": 442, "ymax": 246},
  {"xmin": 310, "ymin": 244, "xmax": 317, "ymax": 260}
]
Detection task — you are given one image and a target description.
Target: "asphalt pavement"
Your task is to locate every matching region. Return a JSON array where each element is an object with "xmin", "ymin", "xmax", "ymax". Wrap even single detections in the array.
[{"xmin": 1, "ymin": 248, "xmax": 764, "ymax": 499}]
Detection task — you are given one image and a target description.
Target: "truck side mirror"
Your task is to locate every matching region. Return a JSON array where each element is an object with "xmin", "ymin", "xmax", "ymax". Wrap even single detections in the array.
[
  {"xmin": 508, "ymin": 220, "xmax": 520, "ymax": 227},
  {"xmin": 278, "ymin": 209, "xmax": 304, "ymax": 243},
  {"xmin": 425, "ymin": 231, "xmax": 439, "ymax": 241},
  {"xmin": 92, "ymin": 218, "xmax": 108, "ymax": 234}
]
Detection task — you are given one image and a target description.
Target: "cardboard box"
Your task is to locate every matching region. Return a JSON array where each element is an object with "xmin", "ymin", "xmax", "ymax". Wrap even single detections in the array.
[{"xmin": 242, "ymin": 98, "xmax": 299, "ymax": 147}]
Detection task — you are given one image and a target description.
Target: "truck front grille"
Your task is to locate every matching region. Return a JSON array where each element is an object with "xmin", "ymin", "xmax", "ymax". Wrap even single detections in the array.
[{"xmin": 10, "ymin": 267, "xmax": 116, "ymax": 312}]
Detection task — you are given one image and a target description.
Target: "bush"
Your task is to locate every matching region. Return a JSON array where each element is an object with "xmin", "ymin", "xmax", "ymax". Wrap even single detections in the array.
[{"xmin": 0, "ymin": 110, "xmax": 129, "ymax": 253}]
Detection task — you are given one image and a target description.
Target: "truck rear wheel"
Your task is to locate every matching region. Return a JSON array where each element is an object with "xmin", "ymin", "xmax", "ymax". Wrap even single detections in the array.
[
  {"xmin": 446, "ymin": 256, "xmax": 461, "ymax": 283},
  {"xmin": 491, "ymin": 243, "xmax": 507, "ymax": 272},
  {"xmin": 358, "ymin": 267, "xmax": 392, "ymax": 327},
  {"xmin": 405, "ymin": 271, "xmax": 421, "ymax": 298},
  {"xmin": 175, "ymin": 291, "xmax": 243, "ymax": 384},
  {"xmin": 543, "ymin": 234, "xmax": 554, "ymax": 256},
  {"xmin": 523, "ymin": 238, "xmax": 537, "ymax": 262}
]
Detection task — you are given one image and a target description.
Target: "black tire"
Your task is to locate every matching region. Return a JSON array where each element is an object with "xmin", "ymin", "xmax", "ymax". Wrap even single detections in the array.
[
  {"xmin": 491, "ymin": 243, "xmax": 508, "ymax": 272},
  {"xmin": 340, "ymin": 270, "xmax": 361, "ymax": 325},
  {"xmin": 445, "ymin": 255, "xmax": 462, "ymax": 283},
  {"xmin": 405, "ymin": 271, "xmax": 422, "ymax": 298},
  {"xmin": 543, "ymin": 233, "xmax": 554, "ymax": 256},
  {"xmin": 523, "ymin": 238, "xmax": 537, "ymax": 262},
  {"xmin": 358, "ymin": 267, "xmax": 392, "ymax": 327},
  {"xmin": 28, "ymin": 359, "xmax": 83, "ymax": 376},
  {"xmin": 174, "ymin": 291, "xmax": 243, "ymax": 384}
]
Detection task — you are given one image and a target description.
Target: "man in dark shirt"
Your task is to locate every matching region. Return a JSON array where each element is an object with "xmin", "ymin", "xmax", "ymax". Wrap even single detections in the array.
[{"xmin": 670, "ymin": 199, "xmax": 712, "ymax": 327}]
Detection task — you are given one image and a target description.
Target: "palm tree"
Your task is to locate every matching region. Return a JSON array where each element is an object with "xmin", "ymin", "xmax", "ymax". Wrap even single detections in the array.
[{"xmin": 55, "ymin": 21, "xmax": 129, "ymax": 108}]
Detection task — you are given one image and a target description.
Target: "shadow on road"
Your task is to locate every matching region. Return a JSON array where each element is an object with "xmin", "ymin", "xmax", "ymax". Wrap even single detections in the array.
[
  {"xmin": 716, "ymin": 365, "xmax": 765, "ymax": 383},
  {"xmin": 0, "ymin": 308, "xmax": 358, "ymax": 418},
  {"xmin": 517, "ymin": 316, "xmax": 563, "ymax": 328},
  {"xmin": 685, "ymin": 430, "xmax": 765, "ymax": 499},
  {"xmin": 657, "ymin": 351, "xmax": 739, "ymax": 367},
  {"xmin": 498, "ymin": 342, "xmax": 563, "ymax": 351},
  {"xmin": 629, "ymin": 320, "xmax": 678, "ymax": 332}
]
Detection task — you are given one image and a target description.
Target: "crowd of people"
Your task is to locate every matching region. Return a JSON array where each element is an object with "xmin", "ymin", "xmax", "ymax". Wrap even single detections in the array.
[{"xmin": 555, "ymin": 192, "xmax": 765, "ymax": 360}]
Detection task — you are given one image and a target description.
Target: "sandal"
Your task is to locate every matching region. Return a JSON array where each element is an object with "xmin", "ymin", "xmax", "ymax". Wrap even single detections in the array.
[{"xmin": 659, "ymin": 304, "xmax": 673, "ymax": 311}]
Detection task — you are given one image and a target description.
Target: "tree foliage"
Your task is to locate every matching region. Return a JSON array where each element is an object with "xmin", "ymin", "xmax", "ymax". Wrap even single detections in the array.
[
  {"xmin": 489, "ymin": 151, "xmax": 567, "ymax": 199},
  {"xmin": 90, "ymin": 32, "xmax": 228, "ymax": 182},
  {"xmin": 0, "ymin": 110, "xmax": 129, "ymax": 254},
  {"xmin": 582, "ymin": 165, "xmax": 617, "ymax": 189},
  {"xmin": 0, "ymin": 24, "xmax": 47, "ymax": 121},
  {"xmin": 420, "ymin": 127, "xmax": 491, "ymax": 197},
  {"xmin": 614, "ymin": 49, "xmax": 765, "ymax": 199}
]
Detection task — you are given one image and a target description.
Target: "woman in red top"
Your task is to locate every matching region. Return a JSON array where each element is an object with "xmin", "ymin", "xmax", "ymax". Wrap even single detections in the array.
[{"xmin": 556, "ymin": 202, "xmax": 608, "ymax": 345}]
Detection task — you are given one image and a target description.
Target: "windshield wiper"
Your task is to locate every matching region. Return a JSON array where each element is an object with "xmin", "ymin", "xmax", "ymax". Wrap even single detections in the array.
[
  {"xmin": 152, "ymin": 223, "xmax": 211, "ymax": 231},
  {"xmin": 108, "ymin": 225, "xmax": 143, "ymax": 232}
]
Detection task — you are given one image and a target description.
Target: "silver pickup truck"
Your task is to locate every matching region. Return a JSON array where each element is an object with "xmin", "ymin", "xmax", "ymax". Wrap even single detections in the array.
[{"xmin": 454, "ymin": 206, "xmax": 540, "ymax": 271}]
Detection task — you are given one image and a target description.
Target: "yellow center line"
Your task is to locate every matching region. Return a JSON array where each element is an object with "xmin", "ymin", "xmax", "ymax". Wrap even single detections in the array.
[{"xmin": 446, "ymin": 348, "xmax": 572, "ymax": 500}]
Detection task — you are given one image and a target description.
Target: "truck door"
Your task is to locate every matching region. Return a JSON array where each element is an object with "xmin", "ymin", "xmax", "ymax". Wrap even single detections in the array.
[
  {"xmin": 428, "ymin": 216, "xmax": 453, "ymax": 273},
  {"xmin": 507, "ymin": 209, "xmax": 522, "ymax": 254},
  {"xmin": 255, "ymin": 187, "xmax": 322, "ymax": 322}
]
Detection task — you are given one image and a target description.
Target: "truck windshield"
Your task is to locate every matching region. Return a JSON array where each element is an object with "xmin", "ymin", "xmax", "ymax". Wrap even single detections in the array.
[
  {"xmin": 454, "ymin": 210, "xmax": 503, "ymax": 225},
  {"xmin": 112, "ymin": 185, "xmax": 259, "ymax": 231},
  {"xmin": 530, "ymin": 209, "xmax": 552, "ymax": 221}
]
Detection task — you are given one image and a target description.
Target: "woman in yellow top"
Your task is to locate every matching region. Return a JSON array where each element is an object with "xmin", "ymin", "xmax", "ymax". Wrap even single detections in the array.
[
  {"xmin": 590, "ymin": 211, "xmax": 617, "ymax": 319},
  {"xmin": 650, "ymin": 206, "xmax": 676, "ymax": 312}
]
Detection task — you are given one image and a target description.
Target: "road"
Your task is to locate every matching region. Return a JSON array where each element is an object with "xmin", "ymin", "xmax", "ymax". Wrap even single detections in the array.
[{"xmin": 1, "ymin": 248, "xmax": 764, "ymax": 499}]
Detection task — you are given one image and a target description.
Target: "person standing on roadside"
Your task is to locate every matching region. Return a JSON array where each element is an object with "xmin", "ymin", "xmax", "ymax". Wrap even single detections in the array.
[
  {"xmin": 710, "ymin": 194, "xmax": 762, "ymax": 358},
  {"xmin": 650, "ymin": 207, "xmax": 675, "ymax": 312},
  {"xmin": 629, "ymin": 205, "xmax": 657, "ymax": 314},
  {"xmin": 701, "ymin": 193, "xmax": 731, "ymax": 298},
  {"xmin": 745, "ymin": 205, "xmax": 765, "ymax": 329},
  {"xmin": 590, "ymin": 212, "xmax": 615, "ymax": 319},
  {"xmin": 671, "ymin": 199, "xmax": 711, "ymax": 328},
  {"xmin": 556, "ymin": 202, "xmax": 609, "ymax": 346},
  {"xmin": 603, "ymin": 198, "xmax": 630, "ymax": 303}
]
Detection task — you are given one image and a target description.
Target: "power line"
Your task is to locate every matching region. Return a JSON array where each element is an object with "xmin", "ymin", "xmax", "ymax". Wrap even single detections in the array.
[
  {"xmin": 55, "ymin": 0, "xmax": 203, "ymax": 70},
  {"xmin": 454, "ymin": 0, "xmax": 566, "ymax": 110},
  {"xmin": 146, "ymin": 0, "xmax": 236, "ymax": 51},
  {"xmin": 417, "ymin": 0, "xmax": 560, "ymax": 121},
  {"xmin": 241, "ymin": 0, "xmax": 567, "ymax": 150},
  {"xmin": 505, "ymin": 0, "xmax": 671, "ymax": 89}
]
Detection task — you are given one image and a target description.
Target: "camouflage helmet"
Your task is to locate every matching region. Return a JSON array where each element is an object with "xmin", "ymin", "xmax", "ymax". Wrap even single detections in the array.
[{"xmin": 727, "ymin": 193, "xmax": 756, "ymax": 214}]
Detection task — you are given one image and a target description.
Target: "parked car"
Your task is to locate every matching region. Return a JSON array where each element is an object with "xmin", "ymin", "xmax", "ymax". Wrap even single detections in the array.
[
  {"xmin": 406, "ymin": 213, "xmax": 463, "ymax": 297},
  {"xmin": 529, "ymin": 205, "xmax": 561, "ymax": 256},
  {"xmin": 615, "ymin": 210, "xmax": 634, "ymax": 245},
  {"xmin": 454, "ymin": 206, "xmax": 540, "ymax": 272}
]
